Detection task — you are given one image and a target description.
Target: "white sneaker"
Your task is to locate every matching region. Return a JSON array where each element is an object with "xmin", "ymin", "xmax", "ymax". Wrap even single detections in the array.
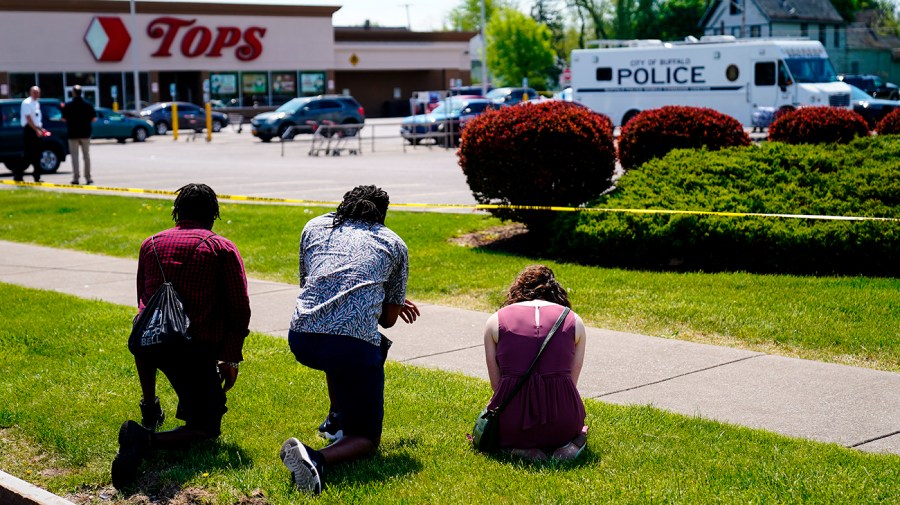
[{"xmin": 280, "ymin": 437, "xmax": 322, "ymax": 495}]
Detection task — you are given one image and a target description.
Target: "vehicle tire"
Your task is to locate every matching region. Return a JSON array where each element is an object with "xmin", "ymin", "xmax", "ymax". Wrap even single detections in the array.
[
  {"xmin": 133, "ymin": 127, "xmax": 148, "ymax": 142},
  {"xmin": 621, "ymin": 109, "xmax": 641, "ymax": 127},
  {"xmin": 341, "ymin": 119, "xmax": 361, "ymax": 137},
  {"xmin": 278, "ymin": 123, "xmax": 296, "ymax": 140},
  {"xmin": 155, "ymin": 121, "xmax": 169, "ymax": 135},
  {"xmin": 212, "ymin": 120, "xmax": 223, "ymax": 133},
  {"xmin": 258, "ymin": 135, "xmax": 273, "ymax": 143},
  {"xmin": 891, "ymin": 92, "xmax": 900, "ymax": 101},
  {"xmin": 775, "ymin": 106, "xmax": 795, "ymax": 122},
  {"xmin": 38, "ymin": 144, "xmax": 62, "ymax": 173},
  {"xmin": 117, "ymin": 138, "xmax": 127, "ymax": 144}
]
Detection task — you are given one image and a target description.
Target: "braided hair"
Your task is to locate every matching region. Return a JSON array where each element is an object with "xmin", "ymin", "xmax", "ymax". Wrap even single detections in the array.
[
  {"xmin": 172, "ymin": 183, "xmax": 220, "ymax": 227},
  {"xmin": 502, "ymin": 265, "xmax": 571, "ymax": 308},
  {"xmin": 332, "ymin": 185, "xmax": 390, "ymax": 227}
]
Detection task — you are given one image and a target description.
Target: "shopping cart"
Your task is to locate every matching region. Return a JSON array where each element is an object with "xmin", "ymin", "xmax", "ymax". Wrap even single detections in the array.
[{"xmin": 309, "ymin": 120, "xmax": 363, "ymax": 156}]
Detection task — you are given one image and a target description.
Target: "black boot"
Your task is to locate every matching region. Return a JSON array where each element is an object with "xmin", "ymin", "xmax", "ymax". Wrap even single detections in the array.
[
  {"xmin": 139, "ymin": 396, "xmax": 165, "ymax": 431},
  {"xmin": 111, "ymin": 420, "xmax": 152, "ymax": 489}
]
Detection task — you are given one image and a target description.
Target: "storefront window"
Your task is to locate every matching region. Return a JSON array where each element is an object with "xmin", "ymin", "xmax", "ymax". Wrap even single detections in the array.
[
  {"xmin": 65, "ymin": 72, "xmax": 97, "ymax": 86},
  {"xmin": 37, "ymin": 73, "xmax": 64, "ymax": 100},
  {"xmin": 210, "ymin": 72, "xmax": 239, "ymax": 106},
  {"xmin": 8, "ymin": 73, "xmax": 35, "ymax": 98},
  {"xmin": 300, "ymin": 72, "xmax": 326, "ymax": 97},
  {"xmin": 242, "ymin": 72, "xmax": 268, "ymax": 106},
  {"xmin": 123, "ymin": 72, "xmax": 150, "ymax": 111},
  {"xmin": 271, "ymin": 71, "xmax": 297, "ymax": 105},
  {"xmin": 98, "ymin": 72, "xmax": 124, "ymax": 109}
]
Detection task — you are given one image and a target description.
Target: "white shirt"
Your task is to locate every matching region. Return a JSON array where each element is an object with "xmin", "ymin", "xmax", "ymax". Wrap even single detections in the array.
[{"xmin": 20, "ymin": 97, "xmax": 41, "ymax": 129}]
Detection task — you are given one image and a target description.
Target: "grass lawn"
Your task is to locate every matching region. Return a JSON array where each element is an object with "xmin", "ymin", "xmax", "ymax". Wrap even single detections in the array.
[
  {"xmin": 1, "ymin": 283, "xmax": 898, "ymax": 504},
  {"xmin": 1, "ymin": 189, "xmax": 899, "ymax": 373}
]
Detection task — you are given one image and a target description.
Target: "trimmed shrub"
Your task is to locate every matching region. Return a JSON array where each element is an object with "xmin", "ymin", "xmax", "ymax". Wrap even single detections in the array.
[
  {"xmin": 551, "ymin": 136, "xmax": 900, "ymax": 275},
  {"xmin": 875, "ymin": 108, "xmax": 900, "ymax": 135},
  {"xmin": 617, "ymin": 106, "xmax": 750, "ymax": 170},
  {"xmin": 768, "ymin": 106, "xmax": 869, "ymax": 144},
  {"xmin": 458, "ymin": 100, "xmax": 616, "ymax": 231}
]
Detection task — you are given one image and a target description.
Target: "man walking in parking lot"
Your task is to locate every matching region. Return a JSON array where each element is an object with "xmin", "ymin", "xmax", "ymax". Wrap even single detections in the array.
[
  {"xmin": 18, "ymin": 86, "xmax": 45, "ymax": 182},
  {"xmin": 62, "ymin": 85, "xmax": 97, "ymax": 185}
]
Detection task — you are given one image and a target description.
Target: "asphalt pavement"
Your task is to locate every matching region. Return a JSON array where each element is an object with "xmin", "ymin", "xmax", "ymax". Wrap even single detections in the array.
[{"xmin": 1, "ymin": 239, "xmax": 898, "ymax": 457}]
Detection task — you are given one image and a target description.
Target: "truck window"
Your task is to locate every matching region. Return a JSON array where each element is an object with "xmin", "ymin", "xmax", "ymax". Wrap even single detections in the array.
[
  {"xmin": 755, "ymin": 62, "xmax": 776, "ymax": 86},
  {"xmin": 778, "ymin": 61, "xmax": 793, "ymax": 87},
  {"xmin": 596, "ymin": 68, "xmax": 612, "ymax": 81}
]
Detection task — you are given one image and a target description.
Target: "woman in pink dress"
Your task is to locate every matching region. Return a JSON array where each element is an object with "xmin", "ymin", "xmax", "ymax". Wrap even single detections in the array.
[{"xmin": 483, "ymin": 265, "xmax": 588, "ymax": 460}]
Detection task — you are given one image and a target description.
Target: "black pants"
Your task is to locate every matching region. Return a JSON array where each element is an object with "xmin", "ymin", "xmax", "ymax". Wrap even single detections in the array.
[{"xmin": 15, "ymin": 127, "xmax": 42, "ymax": 181}]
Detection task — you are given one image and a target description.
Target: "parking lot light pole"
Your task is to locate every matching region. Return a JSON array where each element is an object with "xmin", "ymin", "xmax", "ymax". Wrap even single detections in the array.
[
  {"xmin": 130, "ymin": 0, "xmax": 142, "ymax": 114},
  {"xmin": 480, "ymin": 0, "xmax": 487, "ymax": 96}
]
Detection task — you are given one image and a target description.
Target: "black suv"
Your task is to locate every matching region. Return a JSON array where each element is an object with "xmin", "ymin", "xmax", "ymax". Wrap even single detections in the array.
[
  {"xmin": 0, "ymin": 98, "xmax": 68, "ymax": 174},
  {"xmin": 250, "ymin": 95, "xmax": 365, "ymax": 142},
  {"xmin": 838, "ymin": 74, "xmax": 900, "ymax": 100}
]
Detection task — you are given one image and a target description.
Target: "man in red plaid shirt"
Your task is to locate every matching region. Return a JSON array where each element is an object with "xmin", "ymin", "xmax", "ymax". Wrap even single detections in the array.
[{"xmin": 112, "ymin": 183, "xmax": 251, "ymax": 489}]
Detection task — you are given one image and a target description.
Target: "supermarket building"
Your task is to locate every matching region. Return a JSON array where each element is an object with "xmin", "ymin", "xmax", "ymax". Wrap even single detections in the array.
[{"xmin": 0, "ymin": 0, "xmax": 476, "ymax": 117}]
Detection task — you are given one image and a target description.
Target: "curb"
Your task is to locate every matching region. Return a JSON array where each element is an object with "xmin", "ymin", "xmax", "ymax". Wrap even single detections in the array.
[{"xmin": 0, "ymin": 471, "xmax": 76, "ymax": 505}]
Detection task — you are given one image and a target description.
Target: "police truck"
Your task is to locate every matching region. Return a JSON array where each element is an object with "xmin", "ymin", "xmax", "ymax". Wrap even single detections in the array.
[{"xmin": 571, "ymin": 36, "xmax": 851, "ymax": 126}]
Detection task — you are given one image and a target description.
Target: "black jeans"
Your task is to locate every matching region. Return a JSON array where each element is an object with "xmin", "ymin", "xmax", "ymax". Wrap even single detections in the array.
[{"xmin": 17, "ymin": 126, "xmax": 42, "ymax": 181}]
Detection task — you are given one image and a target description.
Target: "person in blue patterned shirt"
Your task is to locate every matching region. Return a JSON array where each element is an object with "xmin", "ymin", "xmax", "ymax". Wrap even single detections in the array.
[{"xmin": 281, "ymin": 185, "xmax": 420, "ymax": 495}]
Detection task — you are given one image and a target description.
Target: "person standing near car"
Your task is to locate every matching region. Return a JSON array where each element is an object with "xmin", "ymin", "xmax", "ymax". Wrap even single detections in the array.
[
  {"xmin": 62, "ymin": 85, "xmax": 97, "ymax": 185},
  {"xmin": 17, "ymin": 86, "xmax": 44, "ymax": 182}
]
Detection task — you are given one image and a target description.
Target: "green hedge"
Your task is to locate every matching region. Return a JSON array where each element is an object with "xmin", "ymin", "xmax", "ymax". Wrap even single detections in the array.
[{"xmin": 552, "ymin": 136, "xmax": 900, "ymax": 275}]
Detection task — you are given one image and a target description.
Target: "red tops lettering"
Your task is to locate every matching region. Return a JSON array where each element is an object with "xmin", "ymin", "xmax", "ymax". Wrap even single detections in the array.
[{"xmin": 147, "ymin": 17, "xmax": 265, "ymax": 61}]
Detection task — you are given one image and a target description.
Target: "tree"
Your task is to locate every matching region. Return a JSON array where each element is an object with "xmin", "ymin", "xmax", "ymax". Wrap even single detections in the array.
[
  {"xmin": 655, "ymin": 0, "xmax": 707, "ymax": 40},
  {"xmin": 486, "ymin": 7, "xmax": 557, "ymax": 89},
  {"xmin": 567, "ymin": 0, "xmax": 611, "ymax": 47},
  {"xmin": 445, "ymin": 0, "xmax": 504, "ymax": 31},
  {"xmin": 531, "ymin": 0, "xmax": 568, "ymax": 85}
]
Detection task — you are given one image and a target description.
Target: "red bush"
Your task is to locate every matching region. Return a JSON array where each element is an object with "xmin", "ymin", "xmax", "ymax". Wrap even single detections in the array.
[
  {"xmin": 458, "ymin": 101, "xmax": 616, "ymax": 230},
  {"xmin": 875, "ymin": 108, "xmax": 900, "ymax": 135},
  {"xmin": 617, "ymin": 106, "xmax": 750, "ymax": 170},
  {"xmin": 768, "ymin": 106, "xmax": 869, "ymax": 144}
]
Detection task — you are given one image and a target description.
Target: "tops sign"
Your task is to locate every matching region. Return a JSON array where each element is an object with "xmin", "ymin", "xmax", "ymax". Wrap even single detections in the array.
[
  {"xmin": 147, "ymin": 17, "xmax": 266, "ymax": 61},
  {"xmin": 84, "ymin": 16, "xmax": 267, "ymax": 62}
]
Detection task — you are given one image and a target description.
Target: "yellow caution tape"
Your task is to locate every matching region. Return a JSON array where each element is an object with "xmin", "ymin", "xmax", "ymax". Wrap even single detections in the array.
[{"xmin": 2, "ymin": 180, "xmax": 898, "ymax": 222}]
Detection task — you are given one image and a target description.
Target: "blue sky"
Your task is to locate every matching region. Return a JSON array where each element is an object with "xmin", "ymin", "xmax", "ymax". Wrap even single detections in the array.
[{"xmin": 122, "ymin": 1, "xmax": 536, "ymax": 32}]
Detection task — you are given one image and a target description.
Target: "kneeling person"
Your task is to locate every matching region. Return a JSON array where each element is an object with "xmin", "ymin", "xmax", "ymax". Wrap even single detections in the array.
[
  {"xmin": 112, "ymin": 183, "xmax": 251, "ymax": 488},
  {"xmin": 281, "ymin": 185, "xmax": 419, "ymax": 495}
]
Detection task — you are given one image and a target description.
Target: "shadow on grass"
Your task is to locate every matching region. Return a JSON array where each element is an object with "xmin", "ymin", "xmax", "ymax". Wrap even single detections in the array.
[
  {"xmin": 488, "ymin": 446, "xmax": 601, "ymax": 471},
  {"xmin": 123, "ymin": 440, "xmax": 251, "ymax": 498},
  {"xmin": 325, "ymin": 437, "xmax": 423, "ymax": 489}
]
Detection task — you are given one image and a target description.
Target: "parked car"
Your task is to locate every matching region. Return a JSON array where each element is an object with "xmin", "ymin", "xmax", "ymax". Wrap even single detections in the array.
[
  {"xmin": 92, "ymin": 107, "xmax": 154, "ymax": 143},
  {"xmin": 0, "ymin": 98, "xmax": 68, "ymax": 173},
  {"xmin": 250, "ymin": 95, "xmax": 365, "ymax": 142},
  {"xmin": 486, "ymin": 87, "xmax": 538, "ymax": 106},
  {"xmin": 838, "ymin": 74, "xmax": 900, "ymax": 100},
  {"xmin": 450, "ymin": 85, "xmax": 491, "ymax": 96},
  {"xmin": 139, "ymin": 102, "xmax": 229, "ymax": 135},
  {"xmin": 847, "ymin": 84, "xmax": 900, "ymax": 128},
  {"xmin": 401, "ymin": 97, "xmax": 495, "ymax": 147}
]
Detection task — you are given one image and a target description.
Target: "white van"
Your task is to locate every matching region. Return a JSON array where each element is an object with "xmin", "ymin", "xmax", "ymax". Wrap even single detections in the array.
[{"xmin": 571, "ymin": 36, "xmax": 851, "ymax": 126}]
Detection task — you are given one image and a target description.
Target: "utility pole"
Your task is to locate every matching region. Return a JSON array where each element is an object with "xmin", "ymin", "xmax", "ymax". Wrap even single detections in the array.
[
  {"xmin": 480, "ymin": 0, "xmax": 488, "ymax": 95},
  {"xmin": 400, "ymin": 3, "xmax": 411, "ymax": 30}
]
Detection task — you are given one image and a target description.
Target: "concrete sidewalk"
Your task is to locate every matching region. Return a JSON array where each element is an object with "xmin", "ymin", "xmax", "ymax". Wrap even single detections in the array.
[{"xmin": 1, "ymin": 240, "xmax": 898, "ymax": 457}]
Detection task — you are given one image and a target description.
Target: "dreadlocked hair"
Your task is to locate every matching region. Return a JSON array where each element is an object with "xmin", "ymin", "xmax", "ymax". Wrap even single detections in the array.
[
  {"xmin": 502, "ymin": 265, "xmax": 571, "ymax": 308},
  {"xmin": 332, "ymin": 185, "xmax": 390, "ymax": 227},
  {"xmin": 172, "ymin": 183, "xmax": 220, "ymax": 226}
]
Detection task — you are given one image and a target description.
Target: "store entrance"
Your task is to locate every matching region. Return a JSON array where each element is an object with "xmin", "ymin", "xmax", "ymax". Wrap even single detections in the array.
[
  {"xmin": 64, "ymin": 86, "xmax": 99, "ymax": 107},
  {"xmin": 157, "ymin": 71, "xmax": 202, "ymax": 104}
]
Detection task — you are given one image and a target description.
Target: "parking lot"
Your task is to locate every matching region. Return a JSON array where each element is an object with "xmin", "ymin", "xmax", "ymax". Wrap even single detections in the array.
[{"xmin": 0, "ymin": 118, "xmax": 478, "ymax": 207}]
